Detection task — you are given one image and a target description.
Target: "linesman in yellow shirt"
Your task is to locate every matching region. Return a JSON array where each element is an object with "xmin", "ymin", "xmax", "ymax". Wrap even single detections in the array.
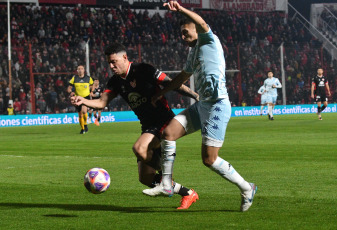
[{"xmin": 67, "ymin": 64, "xmax": 93, "ymax": 134}]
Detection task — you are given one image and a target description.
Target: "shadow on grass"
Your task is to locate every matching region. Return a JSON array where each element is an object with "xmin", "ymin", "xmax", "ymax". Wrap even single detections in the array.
[
  {"xmin": 0, "ymin": 202, "xmax": 238, "ymax": 213},
  {"xmin": 43, "ymin": 214, "xmax": 78, "ymax": 218}
]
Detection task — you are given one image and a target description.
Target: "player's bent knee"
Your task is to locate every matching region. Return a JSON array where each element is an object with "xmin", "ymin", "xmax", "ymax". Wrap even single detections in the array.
[
  {"xmin": 162, "ymin": 122, "xmax": 185, "ymax": 141},
  {"xmin": 132, "ymin": 144, "xmax": 148, "ymax": 161}
]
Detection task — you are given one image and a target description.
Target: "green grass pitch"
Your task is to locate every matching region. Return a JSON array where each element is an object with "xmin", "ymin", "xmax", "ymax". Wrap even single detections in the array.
[{"xmin": 1, "ymin": 113, "xmax": 336, "ymax": 229}]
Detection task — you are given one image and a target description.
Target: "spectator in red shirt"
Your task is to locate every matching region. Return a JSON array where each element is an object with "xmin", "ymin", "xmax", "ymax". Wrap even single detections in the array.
[{"xmin": 13, "ymin": 98, "xmax": 21, "ymax": 113}]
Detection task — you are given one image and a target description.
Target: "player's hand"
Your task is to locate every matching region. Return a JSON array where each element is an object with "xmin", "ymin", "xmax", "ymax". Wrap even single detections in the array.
[
  {"xmin": 272, "ymin": 84, "xmax": 276, "ymax": 88},
  {"xmin": 163, "ymin": 1, "xmax": 182, "ymax": 11},
  {"xmin": 311, "ymin": 94, "xmax": 314, "ymax": 99},
  {"xmin": 328, "ymin": 92, "xmax": 331, "ymax": 97},
  {"xmin": 195, "ymin": 94, "xmax": 200, "ymax": 102},
  {"xmin": 72, "ymin": 96, "xmax": 85, "ymax": 106}
]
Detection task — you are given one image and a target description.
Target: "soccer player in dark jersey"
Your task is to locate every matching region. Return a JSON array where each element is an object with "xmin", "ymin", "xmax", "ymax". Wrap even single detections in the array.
[
  {"xmin": 72, "ymin": 43, "xmax": 200, "ymax": 209},
  {"xmin": 89, "ymin": 78, "xmax": 103, "ymax": 126},
  {"xmin": 67, "ymin": 64, "xmax": 93, "ymax": 134},
  {"xmin": 311, "ymin": 68, "xmax": 331, "ymax": 120}
]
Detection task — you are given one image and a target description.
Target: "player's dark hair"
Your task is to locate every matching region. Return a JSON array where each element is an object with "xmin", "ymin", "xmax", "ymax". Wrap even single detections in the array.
[
  {"xmin": 267, "ymin": 71, "xmax": 273, "ymax": 74},
  {"xmin": 77, "ymin": 63, "xmax": 85, "ymax": 68},
  {"xmin": 104, "ymin": 43, "xmax": 127, "ymax": 56},
  {"xmin": 180, "ymin": 17, "xmax": 194, "ymax": 26}
]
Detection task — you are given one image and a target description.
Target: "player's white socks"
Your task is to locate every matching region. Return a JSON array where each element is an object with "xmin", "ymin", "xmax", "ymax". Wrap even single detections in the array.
[
  {"xmin": 173, "ymin": 182, "xmax": 182, "ymax": 194},
  {"xmin": 260, "ymin": 106, "xmax": 264, "ymax": 114},
  {"xmin": 210, "ymin": 157, "xmax": 251, "ymax": 192},
  {"xmin": 268, "ymin": 105, "xmax": 273, "ymax": 117},
  {"xmin": 161, "ymin": 140, "xmax": 176, "ymax": 190}
]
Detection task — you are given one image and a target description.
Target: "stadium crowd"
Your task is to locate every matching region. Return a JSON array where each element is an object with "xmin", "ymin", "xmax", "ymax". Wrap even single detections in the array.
[
  {"xmin": 319, "ymin": 6, "xmax": 337, "ymax": 34},
  {"xmin": 0, "ymin": 4, "xmax": 336, "ymax": 114}
]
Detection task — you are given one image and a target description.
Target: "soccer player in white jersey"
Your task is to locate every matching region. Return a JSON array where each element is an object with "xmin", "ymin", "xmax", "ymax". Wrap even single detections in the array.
[
  {"xmin": 263, "ymin": 71, "xmax": 282, "ymax": 120},
  {"xmin": 143, "ymin": 1, "xmax": 257, "ymax": 212},
  {"xmin": 258, "ymin": 85, "xmax": 267, "ymax": 116}
]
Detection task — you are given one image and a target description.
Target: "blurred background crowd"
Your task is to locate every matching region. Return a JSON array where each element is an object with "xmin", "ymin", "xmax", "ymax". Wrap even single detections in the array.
[{"xmin": 0, "ymin": 4, "xmax": 336, "ymax": 114}]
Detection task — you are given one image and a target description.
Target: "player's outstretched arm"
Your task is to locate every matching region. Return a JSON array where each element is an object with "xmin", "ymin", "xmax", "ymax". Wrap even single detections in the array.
[
  {"xmin": 162, "ymin": 74, "xmax": 198, "ymax": 101},
  {"xmin": 73, "ymin": 92, "xmax": 116, "ymax": 109},
  {"xmin": 152, "ymin": 70, "xmax": 192, "ymax": 105},
  {"xmin": 163, "ymin": 1, "xmax": 208, "ymax": 33},
  {"xmin": 175, "ymin": 84, "xmax": 199, "ymax": 101}
]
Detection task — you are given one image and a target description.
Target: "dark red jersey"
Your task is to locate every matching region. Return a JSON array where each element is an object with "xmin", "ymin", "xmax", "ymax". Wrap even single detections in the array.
[
  {"xmin": 312, "ymin": 75, "xmax": 328, "ymax": 96},
  {"xmin": 104, "ymin": 62, "xmax": 175, "ymax": 128}
]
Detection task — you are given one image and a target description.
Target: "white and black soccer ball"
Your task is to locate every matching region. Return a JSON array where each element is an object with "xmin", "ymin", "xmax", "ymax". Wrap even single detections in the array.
[{"xmin": 84, "ymin": 168, "xmax": 110, "ymax": 194}]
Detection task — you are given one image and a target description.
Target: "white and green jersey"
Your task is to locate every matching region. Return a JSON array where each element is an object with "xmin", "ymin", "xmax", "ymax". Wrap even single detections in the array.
[
  {"xmin": 263, "ymin": 77, "xmax": 282, "ymax": 97},
  {"xmin": 183, "ymin": 27, "xmax": 227, "ymax": 101}
]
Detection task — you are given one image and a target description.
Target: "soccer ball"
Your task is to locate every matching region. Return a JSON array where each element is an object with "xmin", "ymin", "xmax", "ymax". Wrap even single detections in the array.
[{"xmin": 84, "ymin": 168, "xmax": 110, "ymax": 194}]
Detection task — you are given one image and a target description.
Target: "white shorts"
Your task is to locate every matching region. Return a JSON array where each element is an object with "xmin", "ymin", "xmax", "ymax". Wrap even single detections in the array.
[
  {"xmin": 266, "ymin": 95, "xmax": 277, "ymax": 104},
  {"xmin": 174, "ymin": 98, "xmax": 231, "ymax": 147},
  {"xmin": 261, "ymin": 95, "xmax": 267, "ymax": 105}
]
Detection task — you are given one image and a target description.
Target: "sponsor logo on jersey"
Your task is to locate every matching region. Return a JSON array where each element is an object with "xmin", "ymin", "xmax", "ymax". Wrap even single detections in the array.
[{"xmin": 128, "ymin": 92, "xmax": 147, "ymax": 109}]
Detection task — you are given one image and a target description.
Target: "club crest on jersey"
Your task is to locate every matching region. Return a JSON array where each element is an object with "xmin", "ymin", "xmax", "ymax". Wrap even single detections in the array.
[
  {"xmin": 128, "ymin": 92, "xmax": 147, "ymax": 109},
  {"xmin": 130, "ymin": 79, "xmax": 136, "ymax": 88}
]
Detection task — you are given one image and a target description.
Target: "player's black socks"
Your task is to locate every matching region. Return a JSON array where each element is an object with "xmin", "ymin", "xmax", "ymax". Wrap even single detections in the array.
[
  {"xmin": 317, "ymin": 106, "xmax": 321, "ymax": 113},
  {"xmin": 150, "ymin": 172, "xmax": 162, "ymax": 188},
  {"xmin": 98, "ymin": 116, "xmax": 100, "ymax": 122},
  {"xmin": 89, "ymin": 113, "xmax": 92, "ymax": 118},
  {"xmin": 94, "ymin": 114, "xmax": 97, "ymax": 118},
  {"xmin": 321, "ymin": 105, "xmax": 326, "ymax": 112},
  {"xmin": 177, "ymin": 185, "xmax": 191, "ymax": 197}
]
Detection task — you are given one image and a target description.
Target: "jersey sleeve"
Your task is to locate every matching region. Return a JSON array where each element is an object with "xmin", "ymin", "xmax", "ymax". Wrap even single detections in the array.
[
  {"xmin": 89, "ymin": 77, "xmax": 94, "ymax": 85},
  {"xmin": 258, "ymin": 87, "xmax": 264, "ymax": 94},
  {"xmin": 311, "ymin": 77, "xmax": 316, "ymax": 85},
  {"xmin": 69, "ymin": 76, "xmax": 75, "ymax": 85},
  {"xmin": 263, "ymin": 79, "xmax": 267, "ymax": 88},
  {"xmin": 275, "ymin": 79, "xmax": 282, "ymax": 88},
  {"xmin": 141, "ymin": 63, "xmax": 167, "ymax": 85},
  {"xmin": 324, "ymin": 77, "xmax": 328, "ymax": 84},
  {"xmin": 104, "ymin": 77, "xmax": 118, "ymax": 95},
  {"xmin": 198, "ymin": 26, "xmax": 215, "ymax": 45}
]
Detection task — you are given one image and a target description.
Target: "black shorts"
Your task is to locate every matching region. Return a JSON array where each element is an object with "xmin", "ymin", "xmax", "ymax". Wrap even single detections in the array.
[
  {"xmin": 315, "ymin": 94, "xmax": 328, "ymax": 103},
  {"xmin": 141, "ymin": 120, "xmax": 170, "ymax": 140},
  {"xmin": 76, "ymin": 96, "xmax": 91, "ymax": 112}
]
